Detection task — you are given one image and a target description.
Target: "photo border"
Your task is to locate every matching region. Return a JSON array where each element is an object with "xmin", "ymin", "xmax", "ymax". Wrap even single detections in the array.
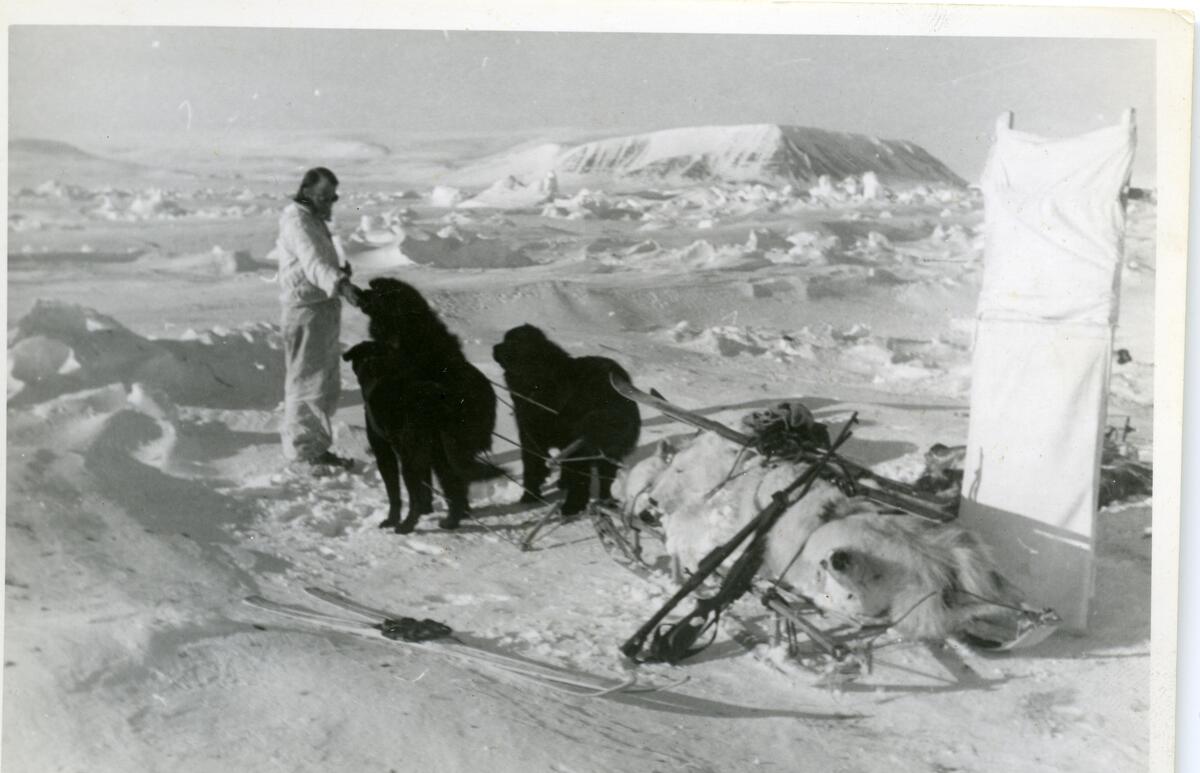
[{"xmin": 2, "ymin": 2, "xmax": 1193, "ymax": 770}]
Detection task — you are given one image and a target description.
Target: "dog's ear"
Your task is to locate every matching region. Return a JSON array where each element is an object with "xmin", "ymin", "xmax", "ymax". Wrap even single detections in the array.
[
  {"xmin": 342, "ymin": 341, "xmax": 377, "ymax": 363},
  {"xmin": 518, "ymin": 324, "xmax": 547, "ymax": 343}
]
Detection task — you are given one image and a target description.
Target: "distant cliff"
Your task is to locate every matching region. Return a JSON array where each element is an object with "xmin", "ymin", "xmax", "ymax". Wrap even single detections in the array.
[{"xmin": 449, "ymin": 124, "xmax": 966, "ymax": 188}]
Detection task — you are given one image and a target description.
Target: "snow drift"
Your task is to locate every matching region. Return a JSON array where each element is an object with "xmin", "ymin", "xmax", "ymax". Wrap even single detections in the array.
[{"xmin": 8, "ymin": 301, "xmax": 284, "ymax": 408}]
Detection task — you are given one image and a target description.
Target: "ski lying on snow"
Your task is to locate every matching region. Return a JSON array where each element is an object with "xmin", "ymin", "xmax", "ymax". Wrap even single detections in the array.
[
  {"xmin": 246, "ymin": 594, "xmax": 383, "ymax": 632},
  {"xmin": 246, "ymin": 592, "xmax": 641, "ymax": 697},
  {"xmin": 258, "ymin": 588, "xmax": 672, "ymax": 696},
  {"xmin": 309, "ymin": 587, "xmax": 692, "ymax": 694},
  {"xmin": 300, "ymin": 590, "xmax": 865, "ymax": 716},
  {"xmin": 303, "ymin": 586, "xmax": 673, "ymax": 694},
  {"xmin": 609, "ymin": 373, "xmax": 956, "ymax": 523},
  {"xmin": 246, "ymin": 595, "xmax": 648, "ymax": 696}
]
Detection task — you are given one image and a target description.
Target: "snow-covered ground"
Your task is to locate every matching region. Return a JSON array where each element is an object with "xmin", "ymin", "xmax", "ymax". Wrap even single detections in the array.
[{"xmin": 5, "ymin": 132, "xmax": 1156, "ymax": 772}]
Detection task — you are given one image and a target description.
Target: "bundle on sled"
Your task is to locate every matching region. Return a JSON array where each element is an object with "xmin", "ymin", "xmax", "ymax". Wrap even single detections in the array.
[
  {"xmin": 907, "ymin": 419, "xmax": 1151, "ymax": 513},
  {"xmin": 594, "ymin": 375, "xmax": 1060, "ymax": 670},
  {"xmin": 1099, "ymin": 418, "xmax": 1152, "ymax": 508}
]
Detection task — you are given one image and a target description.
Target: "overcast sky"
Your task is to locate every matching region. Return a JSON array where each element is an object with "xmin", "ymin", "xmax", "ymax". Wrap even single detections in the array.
[{"xmin": 9, "ymin": 27, "xmax": 1156, "ymax": 183}]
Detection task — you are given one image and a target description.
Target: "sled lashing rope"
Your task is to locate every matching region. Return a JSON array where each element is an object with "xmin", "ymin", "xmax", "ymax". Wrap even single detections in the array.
[{"xmin": 485, "ymin": 377, "xmax": 561, "ymax": 416}]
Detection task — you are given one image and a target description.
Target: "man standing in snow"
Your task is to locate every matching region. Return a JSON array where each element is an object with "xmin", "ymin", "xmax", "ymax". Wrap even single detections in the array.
[{"xmin": 274, "ymin": 167, "xmax": 364, "ymax": 471}]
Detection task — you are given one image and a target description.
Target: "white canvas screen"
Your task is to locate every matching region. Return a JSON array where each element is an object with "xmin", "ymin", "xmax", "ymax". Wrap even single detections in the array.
[{"xmin": 959, "ymin": 113, "xmax": 1136, "ymax": 631}]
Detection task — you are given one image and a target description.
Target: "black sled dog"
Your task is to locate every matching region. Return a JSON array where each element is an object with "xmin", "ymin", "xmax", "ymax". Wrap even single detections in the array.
[
  {"xmin": 344, "ymin": 278, "xmax": 498, "ymax": 533},
  {"xmin": 492, "ymin": 324, "xmax": 640, "ymax": 515}
]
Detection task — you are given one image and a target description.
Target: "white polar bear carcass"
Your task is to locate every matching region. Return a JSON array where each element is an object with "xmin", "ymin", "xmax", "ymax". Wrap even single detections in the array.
[{"xmin": 620, "ymin": 432, "xmax": 1027, "ymax": 641}]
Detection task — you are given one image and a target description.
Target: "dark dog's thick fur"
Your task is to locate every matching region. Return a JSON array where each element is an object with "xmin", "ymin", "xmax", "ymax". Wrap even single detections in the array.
[
  {"xmin": 492, "ymin": 324, "xmax": 640, "ymax": 515},
  {"xmin": 344, "ymin": 277, "xmax": 497, "ymax": 533}
]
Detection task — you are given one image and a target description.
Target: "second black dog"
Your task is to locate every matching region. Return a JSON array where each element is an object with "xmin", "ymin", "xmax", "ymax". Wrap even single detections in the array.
[
  {"xmin": 345, "ymin": 278, "xmax": 497, "ymax": 533},
  {"xmin": 492, "ymin": 324, "xmax": 640, "ymax": 515}
]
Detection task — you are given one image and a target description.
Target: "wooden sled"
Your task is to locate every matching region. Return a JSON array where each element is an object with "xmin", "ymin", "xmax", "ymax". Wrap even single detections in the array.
[{"xmin": 597, "ymin": 376, "xmax": 1059, "ymax": 673}]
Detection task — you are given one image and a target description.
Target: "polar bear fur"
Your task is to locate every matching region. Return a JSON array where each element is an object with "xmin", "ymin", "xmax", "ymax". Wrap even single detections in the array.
[{"xmin": 619, "ymin": 432, "xmax": 1024, "ymax": 641}]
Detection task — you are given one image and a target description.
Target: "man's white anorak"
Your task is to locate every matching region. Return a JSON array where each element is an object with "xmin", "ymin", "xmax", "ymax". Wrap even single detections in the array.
[{"xmin": 273, "ymin": 200, "xmax": 347, "ymax": 462}]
